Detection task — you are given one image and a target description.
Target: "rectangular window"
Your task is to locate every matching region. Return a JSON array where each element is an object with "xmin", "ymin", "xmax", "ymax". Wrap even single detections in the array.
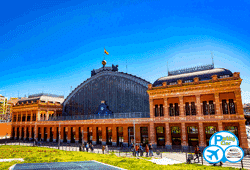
[
  {"xmin": 169, "ymin": 104, "xmax": 175, "ymax": 116},
  {"xmin": 160, "ymin": 104, "xmax": 164, "ymax": 116},
  {"xmin": 175, "ymin": 103, "xmax": 179, "ymax": 116},
  {"xmin": 208, "ymin": 101, "xmax": 215, "ymax": 115},
  {"xmin": 203, "ymin": 101, "xmax": 208, "ymax": 115},
  {"xmin": 222, "ymin": 100, "xmax": 228, "ymax": 114},
  {"xmin": 155, "ymin": 105, "xmax": 159, "ymax": 117},
  {"xmin": 185, "ymin": 102, "xmax": 190, "ymax": 116},
  {"xmin": 229, "ymin": 99, "xmax": 236, "ymax": 114},
  {"xmin": 191, "ymin": 102, "xmax": 196, "ymax": 115}
]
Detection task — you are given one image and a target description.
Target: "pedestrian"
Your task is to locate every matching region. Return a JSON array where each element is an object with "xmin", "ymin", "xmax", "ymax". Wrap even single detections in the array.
[
  {"xmin": 82, "ymin": 142, "xmax": 85, "ymax": 151},
  {"xmin": 135, "ymin": 144, "xmax": 139, "ymax": 157},
  {"xmin": 86, "ymin": 143, "xmax": 89, "ymax": 152},
  {"xmin": 145, "ymin": 144, "xmax": 149, "ymax": 157},
  {"xmin": 90, "ymin": 144, "xmax": 94, "ymax": 152},
  {"xmin": 149, "ymin": 143, "xmax": 153, "ymax": 157},
  {"xmin": 105, "ymin": 145, "xmax": 109, "ymax": 154},
  {"xmin": 102, "ymin": 145, "xmax": 105, "ymax": 154},
  {"xmin": 139, "ymin": 143, "xmax": 143, "ymax": 157},
  {"xmin": 194, "ymin": 145, "xmax": 200, "ymax": 163}
]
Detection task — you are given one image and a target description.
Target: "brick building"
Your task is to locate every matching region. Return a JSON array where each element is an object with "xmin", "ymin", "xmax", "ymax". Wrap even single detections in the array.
[{"xmin": 10, "ymin": 62, "xmax": 249, "ymax": 150}]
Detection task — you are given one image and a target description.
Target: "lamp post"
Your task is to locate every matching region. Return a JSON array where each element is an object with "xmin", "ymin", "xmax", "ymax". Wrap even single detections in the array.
[
  {"xmin": 58, "ymin": 122, "xmax": 61, "ymax": 149},
  {"xmin": 133, "ymin": 120, "xmax": 136, "ymax": 144},
  {"xmin": 82, "ymin": 130, "xmax": 84, "ymax": 144}
]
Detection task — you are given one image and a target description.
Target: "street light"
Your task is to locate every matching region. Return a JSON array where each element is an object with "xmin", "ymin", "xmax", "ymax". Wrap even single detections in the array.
[{"xmin": 58, "ymin": 122, "xmax": 61, "ymax": 149}]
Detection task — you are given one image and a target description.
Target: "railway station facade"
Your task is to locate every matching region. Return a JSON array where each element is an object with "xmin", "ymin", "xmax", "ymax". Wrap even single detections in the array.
[{"xmin": 10, "ymin": 62, "xmax": 249, "ymax": 150}]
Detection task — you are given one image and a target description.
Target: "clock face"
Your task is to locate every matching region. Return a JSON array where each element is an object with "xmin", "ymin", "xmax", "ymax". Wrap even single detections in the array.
[{"xmin": 101, "ymin": 107, "xmax": 104, "ymax": 110}]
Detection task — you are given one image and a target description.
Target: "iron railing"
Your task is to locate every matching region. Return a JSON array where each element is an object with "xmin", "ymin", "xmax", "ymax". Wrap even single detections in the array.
[{"xmin": 43, "ymin": 112, "xmax": 150, "ymax": 121}]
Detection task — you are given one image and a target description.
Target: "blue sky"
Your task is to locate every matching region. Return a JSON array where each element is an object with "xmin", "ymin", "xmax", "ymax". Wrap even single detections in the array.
[{"xmin": 1, "ymin": 0, "xmax": 250, "ymax": 103}]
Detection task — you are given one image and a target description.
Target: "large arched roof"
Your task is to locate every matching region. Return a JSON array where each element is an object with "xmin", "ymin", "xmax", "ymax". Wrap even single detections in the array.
[
  {"xmin": 153, "ymin": 68, "xmax": 233, "ymax": 87},
  {"xmin": 63, "ymin": 70, "xmax": 150, "ymax": 106}
]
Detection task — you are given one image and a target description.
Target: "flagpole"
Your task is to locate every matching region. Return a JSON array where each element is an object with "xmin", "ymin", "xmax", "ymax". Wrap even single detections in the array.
[{"xmin": 103, "ymin": 47, "xmax": 105, "ymax": 60}]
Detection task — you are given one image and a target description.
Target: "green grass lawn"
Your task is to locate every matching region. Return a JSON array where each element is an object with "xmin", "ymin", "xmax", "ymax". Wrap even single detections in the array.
[{"xmin": 0, "ymin": 145, "xmax": 244, "ymax": 170}]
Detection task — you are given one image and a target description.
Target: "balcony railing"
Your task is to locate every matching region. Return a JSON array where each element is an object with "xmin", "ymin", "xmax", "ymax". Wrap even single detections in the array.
[{"xmin": 43, "ymin": 112, "xmax": 150, "ymax": 121}]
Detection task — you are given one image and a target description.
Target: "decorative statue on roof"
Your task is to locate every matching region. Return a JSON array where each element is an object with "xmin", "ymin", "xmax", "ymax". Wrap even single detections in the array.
[
  {"xmin": 91, "ymin": 69, "xmax": 96, "ymax": 76},
  {"xmin": 95, "ymin": 101, "xmax": 113, "ymax": 115},
  {"xmin": 112, "ymin": 64, "xmax": 118, "ymax": 72}
]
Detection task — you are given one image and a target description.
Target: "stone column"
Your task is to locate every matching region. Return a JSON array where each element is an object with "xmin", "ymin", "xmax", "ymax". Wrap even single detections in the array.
[
  {"xmin": 19, "ymin": 127, "xmax": 22, "ymax": 140},
  {"xmin": 14, "ymin": 127, "xmax": 17, "ymax": 140},
  {"xmin": 67, "ymin": 126, "xmax": 71, "ymax": 143},
  {"xmin": 37, "ymin": 110, "xmax": 41, "ymax": 121},
  {"xmin": 218, "ymin": 121, "xmax": 223, "ymax": 132},
  {"xmin": 179, "ymin": 96, "xmax": 184, "ymax": 116},
  {"xmin": 24, "ymin": 126, "xmax": 27, "ymax": 140},
  {"xmin": 53, "ymin": 127, "xmax": 57, "ymax": 142},
  {"xmin": 235, "ymin": 89, "xmax": 244, "ymax": 115},
  {"xmin": 181, "ymin": 122, "xmax": 188, "ymax": 150},
  {"xmin": 196, "ymin": 95, "xmax": 202, "ymax": 116},
  {"xmin": 82, "ymin": 126, "xmax": 87, "ymax": 144},
  {"xmin": 26, "ymin": 111, "xmax": 28, "ymax": 122},
  {"xmin": 41, "ymin": 127, "xmax": 44, "ymax": 141},
  {"xmin": 164, "ymin": 97, "xmax": 169, "ymax": 118},
  {"xmin": 165, "ymin": 123, "xmax": 171, "ymax": 148},
  {"xmin": 112, "ymin": 126, "xmax": 117, "ymax": 146},
  {"xmin": 198, "ymin": 122, "xmax": 205, "ymax": 148},
  {"xmin": 135, "ymin": 124, "xmax": 140, "ymax": 144},
  {"xmin": 215, "ymin": 93, "xmax": 222, "ymax": 116},
  {"xmin": 75, "ymin": 126, "xmax": 79, "ymax": 143},
  {"xmin": 123, "ymin": 126, "xmax": 128, "ymax": 147},
  {"xmin": 149, "ymin": 99, "xmax": 154, "ymax": 118},
  {"xmin": 92, "ymin": 126, "xmax": 96, "ymax": 145},
  {"xmin": 239, "ymin": 120, "xmax": 249, "ymax": 149},
  {"xmin": 21, "ymin": 112, "xmax": 23, "ymax": 122},
  {"xmin": 102, "ymin": 126, "xmax": 106, "ymax": 145},
  {"xmin": 31, "ymin": 111, "xmax": 33, "ymax": 122},
  {"xmin": 149, "ymin": 122, "xmax": 156, "ymax": 147},
  {"xmin": 29, "ymin": 126, "xmax": 32, "ymax": 141},
  {"xmin": 60, "ymin": 125, "xmax": 63, "ymax": 143},
  {"xmin": 47, "ymin": 127, "xmax": 51, "ymax": 142}
]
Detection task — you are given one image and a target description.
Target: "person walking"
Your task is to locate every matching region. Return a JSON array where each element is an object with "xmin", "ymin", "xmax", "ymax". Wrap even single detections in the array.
[
  {"xmin": 139, "ymin": 143, "xmax": 143, "ymax": 157},
  {"xmin": 102, "ymin": 145, "xmax": 105, "ymax": 154},
  {"xmin": 86, "ymin": 142, "xmax": 89, "ymax": 152},
  {"xmin": 105, "ymin": 145, "xmax": 109, "ymax": 154},
  {"xmin": 194, "ymin": 145, "xmax": 200, "ymax": 163},
  {"xmin": 149, "ymin": 143, "xmax": 153, "ymax": 157},
  {"xmin": 90, "ymin": 144, "xmax": 93, "ymax": 152},
  {"xmin": 145, "ymin": 144, "xmax": 149, "ymax": 157},
  {"xmin": 135, "ymin": 144, "xmax": 139, "ymax": 157}
]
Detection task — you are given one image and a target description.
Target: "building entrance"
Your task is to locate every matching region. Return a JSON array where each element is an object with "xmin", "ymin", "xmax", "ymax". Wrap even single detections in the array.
[
  {"xmin": 21, "ymin": 127, "xmax": 24, "ymax": 140},
  {"xmin": 38, "ymin": 127, "xmax": 41, "ymax": 141},
  {"xmin": 32, "ymin": 127, "xmax": 34, "ymax": 140},
  {"xmin": 63, "ymin": 127, "xmax": 67, "ymax": 142},
  {"xmin": 44, "ymin": 127, "xmax": 47, "ymax": 141},
  {"xmin": 26, "ymin": 127, "xmax": 29, "ymax": 140},
  {"xmin": 128, "ymin": 127, "xmax": 134, "ymax": 146},
  {"xmin": 156, "ymin": 126, "xmax": 165, "ymax": 146},
  {"xmin": 56, "ymin": 127, "xmax": 59, "ymax": 142},
  {"xmin": 96, "ymin": 127, "xmax": 102, "ymax": 145},
  {"xmin": 87, "ymin": 127, "xmax": 92, "ymax": 144},
  {"xmin": 187, "ymin": 126, "xmax": 199, "ymax": 147},
  {"xmin": 78, "ymin": 127, "xmax": 82, "ymax": 143},
  {"xmin": 205, "ymin": 126, "xmax": 217, "ymax": 146},
  {"xmin": 17, "ymin": 127, "xmax": 19, "ymax": 140},
  {"xmin": 71, "ymin": 127, "xmax": 75, "ymax": 143},
  {"xmin": 12, "ymin": 127, "xmax": 15, "ymax": 140},
  {"xmin": 225, "ymin": 126, "xmax": 238, "ymax": 137},
  {"xmin": 117, "ymin": 127, "xmax": 123, "ymax": 147},
  {"xmin": 50, "ymin": 127, "xmax": 53, "ymax": 142},
  {"xmin": 140, "ymin": 127, "xmax": 148, "ymax": 146},
  {"xmin": 171, "ymin": 126, "xmax": 181, "ymax": 146},
  {"xmin": 106, "ymin": 127, "xmax": 112, "ymax": 145}
]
